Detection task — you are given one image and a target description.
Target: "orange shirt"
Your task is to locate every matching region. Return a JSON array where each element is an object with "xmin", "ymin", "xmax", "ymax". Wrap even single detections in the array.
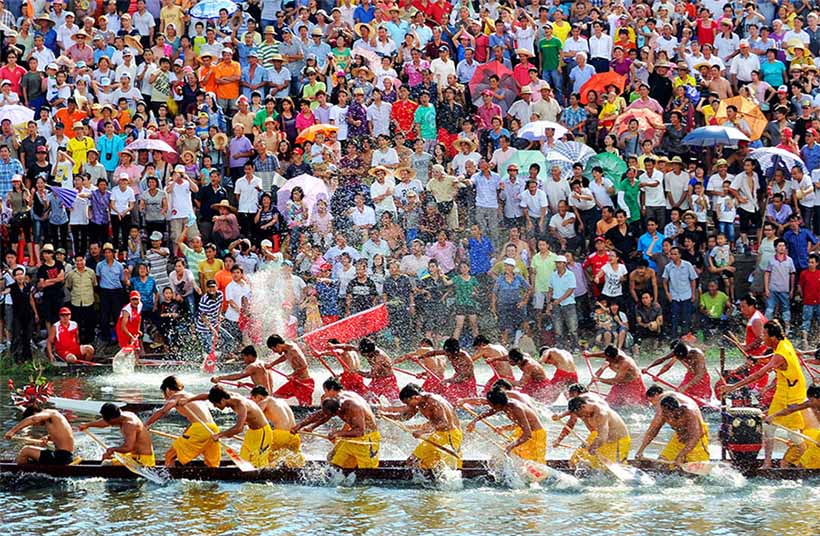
[
  {"xmin": 198, "ymin": 65, "xmax": 217, "ymax": 94},
  {"xmin": 214, "ymin": 268, "xmax": 232, "ymax": 311},
  {"xmin": 213, "ymin": 60, "xmax": 241, "ymax": 100},
  {"xmin": 54, "ymin": 109, "xmax": 88, "ymax": 138}
]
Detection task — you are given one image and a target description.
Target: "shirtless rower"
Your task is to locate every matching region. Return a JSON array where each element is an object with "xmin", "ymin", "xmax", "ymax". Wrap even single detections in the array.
[
  {"xmin": 79, "ymin": 403, "xmax": 156, "ymax": 466},
  {"xmin": 472, "ymin": 335, "xmax": 515, "ymax": 396},
  {"xmin": 643, "ymin": 340, "xmax": 712, "ymax": 403},
  {"xmin": 249, "ymin": 385, "xmax": 304, "ymax": 467},
  {"xmin": 719, "ymin": 320, "xmax": 807, "ymax": 468},
  {"xmin": 46, "ymin": 307, "xmax": 95, "ymax": 364},
  {"xmin": 381, "ymin": 383, "xmax": 463, "ymax": 469},
  {"xmin": 418, "ymin": 338, "xmax": 477, "ymax": 403},
  {"xmin": 549, "ymin": 384, "xmax": 605, "ymax": 448},
  {"xmin": 180, "ymin": 385, "xmax": 274, "ymax": 468},
  {"xmin": 508, "ymin": 348, "xmax": 553, "ymax": 402},
  {"xmin": 356, "ymin": 338, "xmax": 400, "ymax": 401},
  {"xmin": 4, "ymin": 407, "xmax": 75, "ymax": 465},
  {"xmin": 395, "ymin": 338, "xmax": 445, "ymax": 393},
  {"xmin": 539, "ymin": 346, "xmax": 579, "ymax": 403},
  {"xmin": 266, "ymin": 334, "xmax": 315, "ymax": 406},
  {"xmin": 144, "ymin": 375, "xmax": 222, "ymax": 468},
  {"xmin": 766, "ymin": 384, "xmax": 820, "ymax": 468},
  {"xmin": 559, "ymin": 395, "xmax": 631, "ymax": 468},
  {"xmin": 211, "ymin": 345, "xmax": 274, "ymax": 393},
  {"xmin": 634, "ymin": 392, "xmax": 710, "ymax": 465},
  {"xmin": 292, "ymin": 394, "xmax": 381, "ymax": 469},
  {"xmin": 587, "ymin": 345, "xmax": 648, "ymax": 407},
  {"xmin": 481, "ymin": 388, "xmax": 548, "ymax": 461},
  {"xmin": 458, "ymin": 378, "xmax": 536, "ymax": 409},
  {"xmin": 325, "ymin": 338, "xmax": 367, "ymax": 396}
]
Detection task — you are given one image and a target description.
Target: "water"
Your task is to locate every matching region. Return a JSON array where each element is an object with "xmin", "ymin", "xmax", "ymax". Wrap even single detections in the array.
[{"xmin": 2, "ymin": 365, "xmax": 819, "ymax": 536}]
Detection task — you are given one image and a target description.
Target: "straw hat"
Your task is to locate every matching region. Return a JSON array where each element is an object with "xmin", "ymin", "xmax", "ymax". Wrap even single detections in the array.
[
  {"xmin": 515, "ymin": 48, "xmax": 532, "ymax": 57},
  {"xmin": 396, "ymin": 166, "xmax": 417, "ymax": 180},
  {"xmin": 118, "ymin": 148, "xmax": 134, "ymax": 159},
  {"xmin": 368, "ymin": 165, "xmax": 393, "ymax": 178},
  {"xmin": 211, "ymin": 199, "xmax": 237, "ymax": 213},
  {"xmin": 354, "ymin": 23, "xmax": 373, "ymax": 37},
  {"xmin": 124, "ymin": 35, "xmax": 144, "ymax": 54},
  {"xmin": 453, "ymin": 137, "xmax": 478, "ymax": 152},
  {"xmin": 352, "ymin": 66, "xmax": 374, "ymax": 80},
  {"xmin": 71, "ymin": 30, "xmax": 90, "ymax": 42},
  {"xmin": 212, "ymin": 132, "xmax": 229, "ymax": 150},
  {"xmin": 35, "ymin": 14, "xmax": 55, "ymax": 27}
]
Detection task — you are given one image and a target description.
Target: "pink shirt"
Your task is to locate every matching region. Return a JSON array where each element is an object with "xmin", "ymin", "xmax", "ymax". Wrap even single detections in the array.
[{"xmin": 425, "ymin": 240, "xmax": 457, "ymax": 273}]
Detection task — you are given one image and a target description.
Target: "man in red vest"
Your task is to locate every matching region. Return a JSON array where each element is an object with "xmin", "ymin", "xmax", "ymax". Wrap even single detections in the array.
[
  {"xmin": 46, "ymin": 307, "xmax": 95, "ymax": 364},
  {"xmin": 116, "ymin": 291, "xmax": 143, "ymax": 351}
]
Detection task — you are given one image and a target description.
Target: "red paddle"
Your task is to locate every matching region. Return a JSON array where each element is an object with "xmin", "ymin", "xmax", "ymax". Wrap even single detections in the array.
[
  {"xmin": 201, "ymin": 332, "xmax": 218, "ymax": 374},
  {"xmin": 643, "ymin": 370, "xmax": 719, "ymax": 410}
]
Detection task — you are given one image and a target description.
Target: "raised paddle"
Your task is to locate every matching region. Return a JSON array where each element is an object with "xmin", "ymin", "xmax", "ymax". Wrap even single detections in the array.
[
  {"xmin": 83, "ymin": 429, "xmax": 166, "ymax": 484},
  {"xmin": 767, "ymin": 422, "xmax": 820, "ymax": 448},
  {"xmin": 201, "ymin": 332, "xmax": 219, "ymax": 374},
  {"xmin": 643, "ymin": 370, "xmax": 720, "ymax": 411},
  {"xmin": 313, "ymin": 352, "xmax": 340, "ymax": 377},
  {"xmin": 219, "ymin": 380, "xmax": 255, "ymax": 390},
  {"xmin": 378, "ymin": 415, "xmax": 460, "ymax": 459},
  {"xmin": 186, "ymin": 413, "xmax": 257, "ymax": 472}
]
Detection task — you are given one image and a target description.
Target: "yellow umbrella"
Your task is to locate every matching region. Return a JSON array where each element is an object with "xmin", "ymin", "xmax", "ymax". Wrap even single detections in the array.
[
  {"xmin": 714, "ymin": 96, "xmax": 767, "ymax": 141},
  {"xmin": 295, "ymin": 124, "xmax": 339, "ymax": 144}
]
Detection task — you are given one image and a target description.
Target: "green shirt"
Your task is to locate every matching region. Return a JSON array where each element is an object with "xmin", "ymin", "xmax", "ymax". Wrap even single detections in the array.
[
  {"xmin": 453, "ymin": 275, "xmax": 479, "ymax": 307},
  {"xmin": 302, "ymin": 81, "xmax": 327, "ymax": 110},
  {"xmin": 617, "ymin": 178, "xmax": 642, "ymax": 223},
  {"xmin": 538, "ymin": 37, "xmax": 562, "ymax": 71},
  {"xmin": 531, "ymin": 251, "xmax": 557, "ymax": 293},
  {"xmin": 700, "ymin": 290, "xmax": 729, "ymax": 319},
  {"xmin": 414, "ymin": 104, "xmax": 437, "ymax": 139},
  {"xmin": 180, "ymin": 243, "xmax": 206, "ymax": 281},
  {"xmin": 254, "ymin": 108, "xmax": 279, "ymax": 131}
]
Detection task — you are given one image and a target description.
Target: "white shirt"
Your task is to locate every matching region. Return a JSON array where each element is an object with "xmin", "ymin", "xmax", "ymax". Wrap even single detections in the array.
[
  {"xmin": 544, "ymin": 179, "xmax": 571, "ymax": 213},
  {"xmin": 490, "ymin": 147, "xmax": 517, "ymax": 171},
  {"xmin": 706, "ymin": 173, "xmax": 731, "ymax": 209},
  {"xmin": 563, "ymin": 36, "xmax": 589, "ymax": 56},
  {"xmin": 589, "ymin": 177, "xmax": 614, "ymax": 207},
  {"xmin": 110, "ymin": 185, "xmax": 135, "ymax": 214},
  {"xmin": 569, "ymin": 187, "xmax": 596, "ymax": 211},
  {"xmin": 729, "ymin": 53, "xmax": 760, "ymax": 82},
  {"xmin": 519, "ymin": 188, "xmax": 548, "ymax": 218},
  {"xmin": 56, "ymin": 23, "xmax": 78, "ymax": 50},
  {"xmin": 664, "ymin": 171, "xmax": 690, "ymax": 209},
  {"xmin": 366, "ymin": 102, "xmax": 392, "ymax": 137},
  {"xmin": 640, "ymin": 170, "xmax": 665, "ymax": 207},
  {"xmin": 350, "ymin": 204, "xmax": 376, "ymax": 226},
  {"xmin": 714, "ymin": 32, "xmax": 740, "ymax": 61},
  {"xmin": 234, "ymin": 175, "xmax": 261, "ymax": 213},
  {"xmin": 132, "ymin": 10, "xmax": 156, "ymax": 35},
  {"xmin": 549, "ymin": 212, "xmax": 576, "ymax": 238},
  {"xmin": 429, "ymin": 57, "xmax": 456, "ymax": 88},
  {"xmin": 329, "ymin": 104, "xmax": 349, "ymax": 140},
  {"xmin": 730, "ymin": 171, "xmax": 759, "ymax": 212},
  {"xmin": 370, "ymin": 179, "xmax": 397, "ymax": 215},
  {"xmin": 805, "ymin": 172, "xmax": 819, "ymax": 207},
  {"xmin": 589, "ymin": 33, "xmax": 613, "ymax": 59},
  {"xmin": 224, "ymin": 280, "xmax": 250, "ymax": 322},
  {"xmin": 370, "ymin": 148, "xmax": 398, "ymax": 168},
  {"xmin": 601, "ymin": 262, "xmax": 627, "ymax": 297},
  {"xmin": 69, "ymin": 186, "xmax": 91, "ymax": 225},
  {"xmin": 168, "ymin": 179, "xmax": 194, "ymax": 219},
  {"xmin": 656, "ymin": 35, "xmax": 679, "ymax": 58}
]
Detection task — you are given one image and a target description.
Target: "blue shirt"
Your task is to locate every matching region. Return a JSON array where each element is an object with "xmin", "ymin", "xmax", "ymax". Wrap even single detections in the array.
[
  {"xmin": 353, "ymin": 5, "xmax": 375, "ymax": 23},
  {"xmin": 783, "ymin": 227, "xmax": 818, "ymax": 269},
  {"xmin": 96, "ymin": 135, "xmax": 125, "ymax": 172},
  {"xmin": 549, "ymin": 269, "xmax": 576, "ymax": 306},
  {"xmin": 94, "ymin": 46, "xmax": 117, "ymax": 65},
  {"xmin": 802, "ymin": 143, "xmax": 820, "ymax": 173},
  {"xmin": 315, "ymin": 280, "xmax": 339, "ymax": 316},
  {"xmin": 493, "ymin": 273, "xmax": 530, "ymax": 306},
  {"xmin": 637, "ymin": 231, "xmax": 663, "ymax": 270},
  {"xmin": 467, "ymin": 236, "xmax": 494, "ymax": 275},
  {"xmin": 0, "ymin": 157, "xmax": 23, "ymax": 198},
  {"xmin": 662, "ymin": 260, "xmax": 698, "ymax": 301},
  {"xmin": 472, "ymin": 171, "xmax": 502, "ymax": 209},
  {"xmin": 130, "ymin": 276, "xmax": 158, "ymax": 311},
  {"xmin": 241, "ymin": 63, "xmax": 269, "ymax": 99},
  {"xmin": 96, "ymin": 259, "xmax": 125, "ymax": 290}
]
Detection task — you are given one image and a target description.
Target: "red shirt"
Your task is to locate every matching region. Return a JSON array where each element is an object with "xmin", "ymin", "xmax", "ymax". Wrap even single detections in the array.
[
  {"xmin": 391, "ymin": 99, "xmax": 419, "ymax": 140},
  {"xmin": 696, "ymin": 19, "xmax": 717, "ymax": 46},
  {"xmin": 800, "ymin": 268, "xmax": 820, "ymax": 305},
  {"xmin": 0, "ymin": 64, "xmax": 26, "ymax": 93},
  {"xmin": 54, "ymin": 320, "xmax": 81, "ymax": 359},
  {"xmin": 582, "ymin": 251, "xmax": 609, "ymax": 279}
]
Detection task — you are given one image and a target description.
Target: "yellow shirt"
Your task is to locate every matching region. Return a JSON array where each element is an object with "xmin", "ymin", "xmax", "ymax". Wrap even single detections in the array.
[
  {"xmin": 552, "ymin": 20, "xmax": 571, "ymax": 43},
  {"xmin": 673, "ymin": 74, "xmax": 696, "ymax": 88},
  {"xmin": 67, "ymin": 136, "xmax": 95, "ymax": 173},
  {"xmin": 160, "ymin": 5, "xmax": 185, "ymax": 35},
  {"xmin": 198, "ymin": 258, "xmax": 224, "ymax": 284},
  {"xmin": 770, "ymin": 338, "xmax": 807, "ymax": 430}
]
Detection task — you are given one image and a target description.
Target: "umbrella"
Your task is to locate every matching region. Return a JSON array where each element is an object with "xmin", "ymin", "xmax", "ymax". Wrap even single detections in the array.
[
  {"xmin": 682, "ymin": 126, "xmax": 750, "ymax": 147},
  {"xmin": 614, "ymin": 108, "xmax": 664, "ymax": 138},
  {"xmin": 517, "ymin": 121, "xmax": 568, "ymax": 142},
  {"xmin": 584, "ymin": 152, "xmax": 628, "ymax": 184},
  {"xmin": 351, "ymin": 45, "xmax": 382, "ymax": 70},
  {"xmin": 276, "ymin": 174, "xmax": 330, "ymax": 219},
  {"xmin": 125, "ymin": 138, "xmax": 177, "ymax": 153},
  {"xmin": 468, "ymin": 61, "xmax": 518, "ymax": 110},
  {"xmin": 553, "ymin": 141, "xmax": 597, "ymax": 166},
  {"xmin": 579, "ymin": 72, "xmax": 627, "ymax": 104},
  {"xmin": 544, "ymin": 150, "xmax": 574, "ymax": 179},
  {"xmin": 499, "ymin": 150, "xmax": 548, "ymax": 182},
  {"xmin": 0, "ymin": 104, "xmax": 34, "ymax": 125},
  {"xmin": 295, "ymin": 124, "xmax": 339, "ymax": 144},
  {"xmin": 48, "ymin": 185, "xmax": 78, "ymax": 209},
  {"xmin": 189, "ymin": 0, "xmax": 238, "ymax": 19},
  {"xmin": 714, "ymin": 96, "xmax": 767, "ymax": 141},
  {"xmin": 748, "ymin": 147, "xmax": 808, "ymax": 177}
]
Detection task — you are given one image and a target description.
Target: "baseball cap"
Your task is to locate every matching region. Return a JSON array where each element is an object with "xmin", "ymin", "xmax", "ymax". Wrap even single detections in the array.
[
  {"xmin": 59, "ymin": 307, "xmax": 72, "ymax": 315},
  {"xmin": 129, "ymin": 290, "xmax": 141, "ymax": 300},
  {"xmin": 503, "ymin": 258, "xmax": 517, "ymax": 266}
]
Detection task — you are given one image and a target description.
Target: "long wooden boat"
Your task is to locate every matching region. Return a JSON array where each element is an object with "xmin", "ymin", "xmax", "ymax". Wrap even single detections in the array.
[{"xmin": 1, "ymin": 459, "xmax": 817, "ymax": 483}]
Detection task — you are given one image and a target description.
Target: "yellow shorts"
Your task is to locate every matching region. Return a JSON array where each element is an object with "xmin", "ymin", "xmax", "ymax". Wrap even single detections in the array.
[
  {"xmin": 172, "ymin": 422, "xmax": 222, "ymax": 468},
  {"xmin": 798, "ymin": 428, "xmax": 820, "ymax": 469},
  {"xmin": 511, "ymin": 427, "xmax": 547, "ymax": 463},
  {"xmin": 769, "ymin": 400, "xmax": 805, "ymax": 431},
  {"xmin": 269, "ymin": 428, "xmax": 305, "ymax": 468},
  {"xmin": 330, "ymin": 431, "xmax": 381, "ymax": 469},
  {"xmin": 240, "ymin": 424, "xmax": 273, "ymax": 468},
  {"xmin": 411, "ymin": 428, "xmax": 463, "ymax": 470},
  {"xmin": 113, "ymin": 452, "xmax": 156, "ymax": 467},
  {"xmin": 660, "ymin": 423, "xmax": 710, "ymax": 463},
  {"xmin": 570, "ymin": 431, "xmax": 631, "ymax": 469}
]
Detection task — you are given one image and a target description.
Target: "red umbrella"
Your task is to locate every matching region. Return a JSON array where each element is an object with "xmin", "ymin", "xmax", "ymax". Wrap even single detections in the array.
[
  {"xmin": 614, "ymin": 108, "xmax": 664, "ymax": 139},
  {"xmin": 579, "ymin": 72, "xmax": 627, "ymax": 104},
  {"xmin": 468, "ymin": 61, "xmax": 519, "ymax": 110}
]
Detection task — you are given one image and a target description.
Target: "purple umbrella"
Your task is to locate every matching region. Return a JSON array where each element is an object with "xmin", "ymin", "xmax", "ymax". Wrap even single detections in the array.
[
  {"xmin": 276, "ymin": 174, "xmax": 330, "ymax": 223},
  {"xmin": 125, "ymin": 138, "xmax": 177, "ymax": 153}
]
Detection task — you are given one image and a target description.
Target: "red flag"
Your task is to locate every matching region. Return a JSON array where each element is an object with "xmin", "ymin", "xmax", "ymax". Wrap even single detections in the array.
[{"xmin": 303, "ymin": 304, "xmax": 389, "ymax": 352}]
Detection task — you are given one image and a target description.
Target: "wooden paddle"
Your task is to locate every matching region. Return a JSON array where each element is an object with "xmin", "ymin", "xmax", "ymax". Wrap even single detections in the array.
[
  {"xmin": 83, "ymin": 430, "xmax": 166, "ymax": 484},
  {"xmin": 394, "ymin": 367, "xmax": 425, "ymax": 379},
  {"xmin": 582, "ymin": 352, "xmax": 601, "ymax": 394},
  {"xmin": 201, "ymin": 332, "xmax": 219, "ymax": 374},
  {"xmin": 298, "ymin": 430, "xmax": 374, "ymax": 446},
  {"xmin": 148, "ymin": 429, "xmax": 179, "ymax": 440},
  {"xmin": 768, "ymin": 422, "xmax": 820, "ymax": 448},
  {"xmin": 187, "ymin": 414, "xmax": 257, "ymax": 472},
  {"xmin": 654, "ymin": 458, "xmax": 730, "ymax": 476},
  {"xmin": 378, "ymin": 415, "xmax": 460, "ymax": 458},
  {"xmin": 643, "ymin": 370, "xmax": 720, "ymax": 411},
  {"xmin": 219, "ymin": 380, "xmax": 254, "ymax": 390}
]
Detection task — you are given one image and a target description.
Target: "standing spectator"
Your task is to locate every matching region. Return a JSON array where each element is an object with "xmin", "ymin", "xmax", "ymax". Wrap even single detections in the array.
[
  {"xmin": 64, "ymin": 253, "xmax": 97, "ymax": 344},
  {"xmin": 782, "ymin": 214, "xmax": 818, "ymax": 272},
  {"xmin": 662, "ymin": 246, "xmax": 699, "ymax": 337},
  {"xmin": 491, "ymin": 258, "xmax": 531, "ymax": 346},
  {"xmin": 95, "ymin": 242, "xmax": 127, "ymax": 342},
  {"xmin": 547, "ymin": 255, "xmax": 577, "ymax": 349},
  {"xmin": 36, "ymin": 244, "xmax": 65, "ymax": 332},
  {"xmin": 9, "ymin": 267, "xmax": 37, "ymax": 363},
  {"xmin": 764, "ymin": 238, "xmax": 796, "ymax": 330},
  {"xmin": 799, "ymin": 254, "xmax": 820, "ymax": 346}
]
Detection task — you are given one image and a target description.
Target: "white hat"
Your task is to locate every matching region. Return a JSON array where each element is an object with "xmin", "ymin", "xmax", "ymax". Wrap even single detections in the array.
[
  {"xmin": 149, "ymin": 231, "xmax": 163, "ymax": 241},
  {"xmin": 174, "ymin": 164, "xmax": 186, "ymax": 173},
  {"xmin": 503, "ymin": 258, "xmax": 517, "ymax": 266},
  {"xmin": 260, "ymin": 239, "xmax": 273, "ymax": 249},
  {"xmin": 555, "ymin": 255, "xmax": 567, "ymax": 263},
  {"xmin": 118, "ymin": 172, "xmax": 129, "ymax": 180}
]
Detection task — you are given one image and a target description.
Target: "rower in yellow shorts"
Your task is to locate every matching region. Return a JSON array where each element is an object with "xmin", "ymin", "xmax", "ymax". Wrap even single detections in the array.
[
  {"xmin": 240, "ymin": 423, "xmax": 274, "ymax": 467},
  {"xmin": 80, "ymin": 403, "xmax": 157, "ymax": 467},
  {"xmin": 720, "ymin": 321, "xmax": 807, "ymax": 468},
  {"xmin": 292, "ymin": 394, "xmax": 381, "ymax": 469},
  {"xmin": 767, "ymin": 384, "xmax": 820, "ymax": 468},
  {"xmin": 485, "ymin": 388, "xmax": 547, "ymax": 463},
  {"xmin": 251, "ymin": 386, "xmax": 304, "ymax": 468},
  {"xmin": 634, "ymin": 392, "xmax": 709, "ymax": 464},
  {"xmin": 560, "ymin": 396, "xmax": 630, "ymax": 469},
  {"xmin": 171, "ymin": 422, "xmax": 222, "ymax": 467}
]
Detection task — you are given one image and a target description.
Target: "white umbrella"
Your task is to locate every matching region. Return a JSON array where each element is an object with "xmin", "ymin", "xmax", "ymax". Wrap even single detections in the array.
[
  {"xmin": 544, "ymin": 150, "xmax": 574, "ymax": 179},
  {"xmin": 518, "ymin": 121, "xmax": 568, "ymax": 142},
  {"xmin": 553, "ymin": 141, "xmax": 597, "ymax": 165},
  {"xmin": 749, "ymin": 147, "xmax": 808, "ymax": 177},
  {"xmin": 0, "ymin": 104, "xmax": 34, "ymax": 125}
]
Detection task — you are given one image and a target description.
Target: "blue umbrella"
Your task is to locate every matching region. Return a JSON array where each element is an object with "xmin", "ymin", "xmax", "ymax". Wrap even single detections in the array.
[
  {"xmin": 189, "ymin": 0, "xmax": 238, "ymax": 19},
  {"xmin": 48, "ymin": 185, "xmax": 78, "ymax": 209},
  {"xmin": 682, "ymin": 126, "xmax": 750, "ymax": 147}
]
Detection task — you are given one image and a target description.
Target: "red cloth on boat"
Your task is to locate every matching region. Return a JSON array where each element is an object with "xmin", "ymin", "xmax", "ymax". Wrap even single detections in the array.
[
  {"xmin": 369, "ymin": 374, "xmax": 399, "ymax": 401},
  {"xmin": 441, "ymin": 377, "xmax": 477, "ymax": 403},
  {"xmin": 340, "ymin": 371, "xmax": 368, "ymax": 397},
  {"xmin": 680, "ymin": 369, "xmax": 712, "ymax": 402},
  {"xmin": 745, "ymin": 310, "xmax": 770, "ymax": 390},
  {"xmin": 274, "ymin": 377, "xmax": 315, "ymax": 406},
  {"xmin": 606, "ymin": 376, "xmax": 647, "ymax": 407}
]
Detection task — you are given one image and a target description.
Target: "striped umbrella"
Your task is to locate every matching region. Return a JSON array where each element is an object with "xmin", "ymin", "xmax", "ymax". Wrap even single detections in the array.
[
  {"xmin": 544, "ymin": 150, "xmax": 574, "ymax": 179},
  {"xmin": 48, "ymin": 185, "xmax": 78, "ymax": 209},
  {"xmin": 553, "ymin": 141, "xmax": 597, "ymax": 166}
]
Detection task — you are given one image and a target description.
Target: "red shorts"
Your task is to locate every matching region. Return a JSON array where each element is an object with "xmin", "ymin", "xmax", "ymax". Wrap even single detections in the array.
[
  {"xmin": 422, "ymin": 375, "xmax": 444, "ymax": 395},
  {"xmin": 521, "ymin": 378, "xmax": 554, "ymax": 403},
  {"xmin": 274, "ymin": 377, "xmax": 315, "ymax": 406},
  {"xmin": 550, "ymin": 369, "xmax": 579, "ymax": 387},
  {"xmin": 441, "ymin": 378, "xmax": 477, "ymax": 404},
  {"xmin": 606, "ymin": 378, "xmax": 648, "ymax": 407},
  {"xmin": 681, "ymin": 370, "xmax": 712, "ymax": 402},
  {"xmin": 369, "ymin": 374, "xmax": 399, "ymax": 401},
  {"xmin": 482, "ymin": 373, "xmax": 515, "ymax": 396},
  {"xmin": 340, "ymin": 371, "xmax": 368, "ymax": 397}
]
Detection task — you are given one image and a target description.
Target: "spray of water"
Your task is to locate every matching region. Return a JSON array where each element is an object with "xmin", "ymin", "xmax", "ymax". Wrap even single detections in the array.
[{"xmin": 247, "ymin": 265, "xmax": 292, "ymax": 345}]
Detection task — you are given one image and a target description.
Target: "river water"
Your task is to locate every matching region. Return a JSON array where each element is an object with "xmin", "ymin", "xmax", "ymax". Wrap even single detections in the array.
[{"xmin": 1, "ymin": 364, "xmax": 818, "ymax": 536}]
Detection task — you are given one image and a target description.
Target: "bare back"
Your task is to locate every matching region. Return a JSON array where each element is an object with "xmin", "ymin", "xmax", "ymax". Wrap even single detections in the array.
[
  {"xmin": 504, "ymin": 399, "xmax": 543, "ymax": 432},
  {"xmin": 120, "ymin": 412, "xmax": 153, "ymax": 456},
  {"xmin": 41, "ymin": 409, "xmax": 75, "ymax": 452},
  {"xmin": 171, "ymin": 392, "xmax": 215, "ymax": 425},
  {"xmin": 583, "ymin": 399, "xmax": 629, "ymax": 442},
  {"xmin": 418, "ymin": 394, "xmax": 461, "ymax": 431},
  {"xmin": 543, "ymin": 348, "xmax": 577, "ymax": 373},
  {"xmin": 339, "ymin": 396, "xmax": 378, "ymax": 434},
  {"xmin": 259, "ymin": 396, "xmax": 296, "ymax": 429}
]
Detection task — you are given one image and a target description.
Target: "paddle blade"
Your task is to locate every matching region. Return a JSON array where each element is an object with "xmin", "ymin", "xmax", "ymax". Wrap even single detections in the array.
[
  {"xmin": 202, "ymin": 350, "xmax": 217, "ymax": 374},
  {"xmin": 523, "ymin": 460, "xmax": 581, "ymax": 488},
  {"xmin": 112, "ymin": 348, "xmax": 136, "ymax": 375},
  {"xmin": 679, "ymin": 461, "xmax": 721, "ymax": 476},
  {"xmin": 600, "ymin": 457, "xmax": 655, "ymax": 486},
  {"xmin": 113, "ymin": 453, "xmax": 167, "ymax": 484},
  {"xmin": 223, "ymin": 444, "xmax": 257, "ymax": 472}
]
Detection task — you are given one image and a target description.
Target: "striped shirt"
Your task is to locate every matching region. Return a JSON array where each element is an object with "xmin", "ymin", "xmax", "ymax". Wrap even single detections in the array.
[
  {"xmin": 195, "ymin": 291, "xmax": 223, "ymax": 334},
  {"xmin": 258, "ymin": 41, "xmax": 280, "ymax": 69},
  {"xmin": 0, "ymin": 157, "xmax": 23, "ymax": 198}
]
